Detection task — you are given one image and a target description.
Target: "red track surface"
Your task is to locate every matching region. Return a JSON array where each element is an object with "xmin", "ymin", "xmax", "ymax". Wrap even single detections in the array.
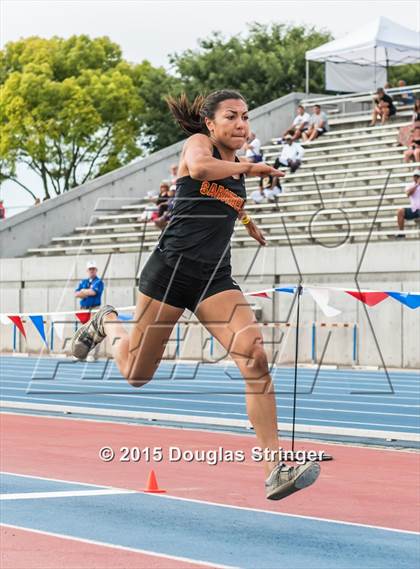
[{"xmin": 2, "ymin": 413, "xmax": 419, "ymax": 531}]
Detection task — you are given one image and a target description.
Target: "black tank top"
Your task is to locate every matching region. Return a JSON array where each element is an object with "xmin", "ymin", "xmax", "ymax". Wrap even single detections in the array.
[{"xmin": 157, "ymin": 145, "xmax": 247, "ymax": 278}]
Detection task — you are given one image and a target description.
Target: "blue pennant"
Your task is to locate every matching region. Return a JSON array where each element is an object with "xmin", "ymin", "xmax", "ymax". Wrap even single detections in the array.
[
  {"xmin": 386, "ymin": 292, "xmax": 420, "ymax": 309},
  {"xmin": 29, "ymin": 315, "xmax": 47, "ymax": 345},
  {"xmin": 118, "ymin": 312, "xmax": 134, "ymax": 321},
  {"xmin": 274, "ymin": 287, "xmax": 296, "ymax": 294}
]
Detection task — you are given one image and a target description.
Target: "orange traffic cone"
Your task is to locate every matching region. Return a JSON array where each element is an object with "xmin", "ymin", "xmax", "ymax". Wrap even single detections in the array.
[{"xmin": 143, "ymin": 469, "xmax": 166, "ymax": 493}]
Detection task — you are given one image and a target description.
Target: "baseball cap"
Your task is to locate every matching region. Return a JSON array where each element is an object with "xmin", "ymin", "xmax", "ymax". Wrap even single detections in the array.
[
  {"xmin": 413, "ymin": 170, "xmax": 420, "ymax": 177},
  {"xmin": 86, "ymin": 260, "xmax": 97, "ymax": 269}
]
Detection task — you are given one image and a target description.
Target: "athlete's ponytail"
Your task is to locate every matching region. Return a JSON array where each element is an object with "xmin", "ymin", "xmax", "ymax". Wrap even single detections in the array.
[{"xmin": 166, "ymin": 90, "xmax": 247, "ymax": 136}]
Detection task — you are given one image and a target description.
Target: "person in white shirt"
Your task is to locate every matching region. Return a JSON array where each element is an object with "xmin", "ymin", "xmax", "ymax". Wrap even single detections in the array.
[
  {"xmin": 259, "ymin": 174, "xmax": 283, "ymax": 202},
  {"xmin": 250, "ymin": 186, "xmax": 266, "ymax": 204},
  {"xmin": 283, "ymin": 105, "xmax": 310, "ymax": 141},
  {"xmin": 303, "ymin": 105, "xmax": 329, "ymax": 142},
  {"xmin": 274, "ymin": 135, "xmax": 304, "ymax": 173},
  {"xmin": 396, "ymin": 170, "xmax": 420, "ymax": 237},
  {"xmin": 244, "ymin": 132, "xmax": 262, "ymax": 162}
]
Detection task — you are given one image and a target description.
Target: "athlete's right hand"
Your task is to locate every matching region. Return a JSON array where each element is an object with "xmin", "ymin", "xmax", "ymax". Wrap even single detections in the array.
[{"xmin": 247, "ymin": 162, "xmax": 286, "ymax": 178}]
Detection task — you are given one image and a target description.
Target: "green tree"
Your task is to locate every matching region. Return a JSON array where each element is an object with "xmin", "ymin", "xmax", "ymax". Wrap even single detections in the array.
[
  {"xmin": 169, "ymin": 23, "xmax": 331, "ymax": 109},
  {"xmin": 131, "ymin": 61, "xmax": 185, "ymax": 152},
  {"xmin": 389, "ymin": 64, "xmax": 420, "ymax": 89},
  {"xmin": 0, "ymin": 35, "xmax": 145, "ymax": 200}
]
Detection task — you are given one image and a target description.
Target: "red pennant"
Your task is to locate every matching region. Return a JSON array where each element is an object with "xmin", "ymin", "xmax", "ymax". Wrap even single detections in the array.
[
  {"xmin": 75, "ymin": 312, "xmax": 91, "ymax": 324},
  {"xmin": 346, "ymin": 291, "xmax": 389, "ymax": 307},
  {"xmin": 250, "ymin": 292, "xmax": 270, "ymax": 298},
  {"xmin": 7, "ymin": 315, "xmax": 26, "ymax": 337}
]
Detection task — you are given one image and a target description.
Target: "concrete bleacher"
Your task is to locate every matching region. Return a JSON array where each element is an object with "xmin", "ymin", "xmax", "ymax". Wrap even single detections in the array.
[{"xmin": 26, "ymin": 89, "xmax": 420, "ymax": 256}]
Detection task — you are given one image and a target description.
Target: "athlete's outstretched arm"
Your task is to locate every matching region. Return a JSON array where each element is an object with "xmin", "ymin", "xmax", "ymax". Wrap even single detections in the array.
[
  {"xmin": 238, "ymin": 209, "xmax": 267, "ymax": 246},
  {"xmin": 184, "ymin": 134, "xmax": 284, "ymax": 181}
]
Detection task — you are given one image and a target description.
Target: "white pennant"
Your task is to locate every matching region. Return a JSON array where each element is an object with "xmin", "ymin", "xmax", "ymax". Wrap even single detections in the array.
[
  {"xmin": 307, "ymin": 288, "xmax": 341, "ymax": 317},
  {"xmin": 50, "ymin": 314, "xmax": 67, "ymax": 340}
]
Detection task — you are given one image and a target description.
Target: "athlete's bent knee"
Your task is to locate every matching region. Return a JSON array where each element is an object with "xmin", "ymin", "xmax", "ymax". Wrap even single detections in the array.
[{"xmin": 244, "ymin": 346, "xmax": 269, "ymax": 378}]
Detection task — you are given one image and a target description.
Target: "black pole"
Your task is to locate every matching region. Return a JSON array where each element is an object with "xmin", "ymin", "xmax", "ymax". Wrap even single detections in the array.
[
  {"xmin": 291, "ymin": 284, "xmax": 302, "ymax": 454},
  {"xmin": 288, "ymin": 284, "xmax": 333, "ymax": 462}
]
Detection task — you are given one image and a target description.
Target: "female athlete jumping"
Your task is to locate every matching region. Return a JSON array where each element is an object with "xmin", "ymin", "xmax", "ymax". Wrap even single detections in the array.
[{"xmin": 71, "ymin": 89, "xmax": 320, "ymax": 500}]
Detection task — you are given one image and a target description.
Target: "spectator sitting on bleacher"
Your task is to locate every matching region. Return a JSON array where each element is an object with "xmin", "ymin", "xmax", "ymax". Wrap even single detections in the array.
[
  {"xmin": 398, "ymin": 99, "xmax": 420, "ymax": 148},
  {"xmin": 403, "ymin": 123, "xmax": 420, "ymax": 164},
  {"xmin": 154, "ymin": 184, "xmax": 176, "ymax": 230},
  {"xmin": 413, "ymin": 98, "xmax": 420, "ymax": 122},
  {"xmin": 150, "ymin": 181, "xmax": 170, "ymax": 223},
  {"xmin": 273, "ymin": 135, "xmax": 304, "ymax": 173},
  {"xmin": 283, "ymin": 105, "xmax": 310, "ymax": 141},
  {"xmin": 396, "ymin": 170, "xmax": 420, "ymax": 238},
  {"xmin": 250, "ymin": 185, "xmax": 266, "ymax": 205},
  {"xmin": 243, "ymin": 132, "xmax": 263, "ymax": 162},
  {"xmin": 259, "ymin": 173, "xmax": 282, "ymax": 202},
  {"xmin": 302, "ymin": 105, "xmax": 329, "ymax": 142},
  {"xmin": 394, "ymin": 80, "xmax": 415, "ymax": 106},
  {"xmin": 139, "ymin": 191, "xmax": 159, "ymax": 222},
  {"xmin": 170, "ymin": 163, "xmax": 178, "ymax": 185},
  {"xmin": 370, "ymin": 88, "xmax": 396, "ymax": 126}
]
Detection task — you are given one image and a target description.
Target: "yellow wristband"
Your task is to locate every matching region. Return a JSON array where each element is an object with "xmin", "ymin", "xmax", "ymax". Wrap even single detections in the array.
[{"xmin": 241, "ymin": 214, "xmax": 251, "ymax": 225}]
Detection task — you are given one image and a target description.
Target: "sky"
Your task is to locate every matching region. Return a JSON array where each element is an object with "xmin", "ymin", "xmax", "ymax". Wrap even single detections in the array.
[{"xmin": 1, "ymin": 0, "xmax": 419, "ymax": 216}]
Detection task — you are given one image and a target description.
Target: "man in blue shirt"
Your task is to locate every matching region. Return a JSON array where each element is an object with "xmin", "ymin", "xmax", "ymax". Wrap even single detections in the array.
[
  {"xmin": 75, "ymin": 261, "xmax": 104, "ymax": 310},
  {"xmin": 75, "ymin": 261, "xmax": 104, "ymax": 361}
]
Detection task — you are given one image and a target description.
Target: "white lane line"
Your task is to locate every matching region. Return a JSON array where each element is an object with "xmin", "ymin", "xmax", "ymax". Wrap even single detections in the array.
[
  {"xmin": 0, "ymin": 489, "xmax": 135, "ymax": 501},
  {"xmin": 4, "ymin": 382, "xmax": 418, "ymax": 408},
  {"xmin": 2, "ymin": 365, "xmax": 418, "ymax": 383},
  {"xmin": 2, "ymin": 483, "xmax": 419, "ymax": 538},
  {"xmin": 1, "ymin": 471, "xmax": 109, "ymax": 488},
  {"xmin": 0, "ymin": 523, "xmax": 237, "ymax": 569},
  {"xmin": 4, "ymin": 377, "xmax": 420, "ymax": 397},
  {"xmin": 2, "ymin": 359, "xmax": 418, "ymax": 375},
  {"xmin": 146, "ymin": 493, "xmax": 420, "ymax": 536},
  {"xmin": 1, "ymin": 470, "xmax": 418, "ymax": 536},
  {"xmin": 2, "ymin": 401, "xmax": 420, "ymax": 440},
  {"xmin": 2, "ymin": 387, "xmax": 419, "ymax": 416},
  {"xmin": 4, "ymin": 373, "xmax": 419, "ymax": 390},
  {"xmin": 2, "ymin": 395, "xmax": 420, "ymax": 427},
  {"xmin": 2, "ymin": 388, "xmax": 419, "ymax": 422}
]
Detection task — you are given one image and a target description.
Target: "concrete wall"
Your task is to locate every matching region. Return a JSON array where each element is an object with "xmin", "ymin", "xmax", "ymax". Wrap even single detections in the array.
[
  {"xmin": 1, "ymin": 240, "xmax": 419, "ymax": 368},
  {"xmin": 0, "ymin": 92, "xmax": 308, "ymax": 258}
]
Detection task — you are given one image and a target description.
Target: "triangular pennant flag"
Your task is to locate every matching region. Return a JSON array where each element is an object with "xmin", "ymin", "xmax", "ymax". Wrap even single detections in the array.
[
  {"xmin": 7, "ymin": 315, "xmax": 26, "ymax": 337},
  {"xmin": 118, "ymin": 312, "xmax": 134, "ymax": 321},
  {"xmin": 249, "ymin": 292, "xmax": 270, "ymax": 298},
  {"xmin": 75, "ymin": 311, "xmax": 91, "ymax": 324},
  {"xmin": 29, "ymin": 315, "xmax": 47, "ymax": 345},
  {"xmin": 345, "ymin": 291, "xmax": 389, "ymax": 307},
  {"xmin": 274, "ymin": 287, "xmax": 295, "ymax": 294},
  {"xmin": 386, "ymin": 292, "xmax": 420, "ymax": 310},
  {"xmin": 50, "ymin": 314, "xmax": 66, "ymax": 339},
  {"xmin": 307, "ymin": 288, "xmax": 341, "ymax": 317}
]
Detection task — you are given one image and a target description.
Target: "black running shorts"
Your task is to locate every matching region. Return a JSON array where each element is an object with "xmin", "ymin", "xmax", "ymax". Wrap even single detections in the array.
[{"xmin": 138, "ymin": 247, "xmax": 242, "ymax": 313}]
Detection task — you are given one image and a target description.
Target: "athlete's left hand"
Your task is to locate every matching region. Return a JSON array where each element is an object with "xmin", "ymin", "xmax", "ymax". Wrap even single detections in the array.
[{"xmin": 246, "ymin": 219, "xmax": 267, "ymax": 246}]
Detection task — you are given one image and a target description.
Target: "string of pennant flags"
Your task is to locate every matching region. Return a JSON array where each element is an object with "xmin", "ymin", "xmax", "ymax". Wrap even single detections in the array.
[{"xmin": 0, "ymin": 284, "xmax": 419, "ymax": 346}]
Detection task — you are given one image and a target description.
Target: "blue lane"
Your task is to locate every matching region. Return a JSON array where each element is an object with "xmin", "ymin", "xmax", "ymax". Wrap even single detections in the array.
[
  {"xmin": 1, "ymin": 491, "xmax": 418, "ymax": 569},
  {"xmin": 0, "ymin": 473, "xmax": 105, "ymax": 494},
  {"xmin": 1, "ymin": 357, "xmax": 419, "ymax": 436}
]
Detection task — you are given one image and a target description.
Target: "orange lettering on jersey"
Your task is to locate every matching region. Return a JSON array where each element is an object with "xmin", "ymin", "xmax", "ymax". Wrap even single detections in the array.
[
  {"xmin": 199, "ymin": 181, "xmax": 245, "ymax": 213},
  {"xmin": 199, "ymin": 181, "xmax": 210, "ymax": 196}
]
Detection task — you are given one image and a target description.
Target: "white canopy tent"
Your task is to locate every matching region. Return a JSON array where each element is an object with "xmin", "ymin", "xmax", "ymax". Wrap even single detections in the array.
[{"xmin": 305, "ymin": 17, "xmax": 420, "ymax": 93}]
